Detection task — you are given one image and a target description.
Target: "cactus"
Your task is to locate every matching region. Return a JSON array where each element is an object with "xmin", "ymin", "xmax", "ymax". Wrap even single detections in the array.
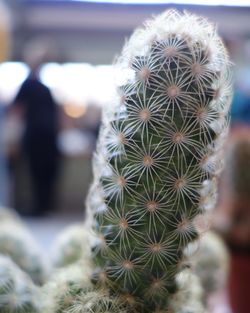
[
  {"xmin": 0, "ymin": 220, "xmax": 48, "ymax": 285},
  {"xmin": 0, "ymin": 255, "xmax": 41, "ymax": 313},
  {"xmin": 42, "ymin": 261, "xmax": 93, "ymax": 313},
  {"xmin": 57, "ymin": 289, "xmax": 128, "ymax": 313},
  {"xmin": 168, "ymin": 268, "xmax": 206, "ymax": 313},
  {"xmin": 86, "ymin": 9, "xmax": 232, "ymax": 313},
  {"xmin": 51, "ymin": 223, "xmax": 91, "ymax": 268},
  {"xmin": 0, "ymin": 206, "xmax": 21, "ymax": 223},
  {"xmin": 191, "ymin": 231, "xmax": 229, "ymax": 301}
]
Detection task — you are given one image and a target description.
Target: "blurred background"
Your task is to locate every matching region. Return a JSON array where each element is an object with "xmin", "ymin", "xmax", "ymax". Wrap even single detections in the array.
[
  {"xmin": 1, "ymin": 0, "xmax": 250, "ymax": 217},
  {"xmin": 1, "ymin": 1, "xmax": 250, "ymax": 312}
]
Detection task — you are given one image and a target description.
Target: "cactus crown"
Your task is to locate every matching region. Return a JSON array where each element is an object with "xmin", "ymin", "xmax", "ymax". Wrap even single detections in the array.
[{"xmin": 87, "ymin": 9, "xmax": 232, "ymax": 313}]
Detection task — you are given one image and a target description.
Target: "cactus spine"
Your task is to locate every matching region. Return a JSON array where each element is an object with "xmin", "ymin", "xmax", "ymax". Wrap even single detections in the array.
[{"xmin": 87, "ymin": 10, "xmax": 232, "ymax": 312}]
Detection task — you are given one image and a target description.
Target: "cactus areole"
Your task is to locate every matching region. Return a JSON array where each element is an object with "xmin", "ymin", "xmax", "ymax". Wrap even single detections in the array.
[{"xmin": 87, "ymin": 10, "xmax": 232, "ymax": 313}]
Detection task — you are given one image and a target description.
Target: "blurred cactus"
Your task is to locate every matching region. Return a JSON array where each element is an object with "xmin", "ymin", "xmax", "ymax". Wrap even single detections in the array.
[
  {"xmin": 58, "ymin": 289, "xmax": 128, "ymax": 313},
  {"xmin": 0, "ymin": 221, "xmax": 48, "ymax": 285},
  {"xmin": 46, "ymin": 284, "xmax": 127, "ymax": 313},
  {"xmin": 86, "ymin": 9, "xmax": 232, "ymax": 312},
  {"xmin": 0, "ymin": 255, "xmax": 41, "ymax": 313},
  {"xmin": 42, "ymin": 261, "xmax": 93, "ymax": 313},
  {"xmin": 191, "ymin": 231, "xmax": 229, "ymax": 300},
  {"xmin": 169, "ymin": 268, "xmax": 207, "ymax": 313},
  {"xmin": 0, "ymin": 206, "xmax": 21, "ymax": 223},
  {"xmin": 51, "ymin": 223, "xmax": 91, "ymax": 268}
]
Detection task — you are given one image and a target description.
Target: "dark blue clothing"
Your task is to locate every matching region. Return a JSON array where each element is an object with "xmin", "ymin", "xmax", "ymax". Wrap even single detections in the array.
[
  {"xmin": 14, "ymin": 78, "xmax": 59, "ymax": 215},
  {"xmin": 231, "ymin": 90, "xmax": 250, "ymax": 126},
  {"xmin": 15, "ymin": 79, "xmax": 58, "ymax": 138}
]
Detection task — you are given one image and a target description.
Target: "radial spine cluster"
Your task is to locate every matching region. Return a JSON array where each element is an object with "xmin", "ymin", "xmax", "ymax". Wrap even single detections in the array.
[{"xmin": 87, "ymin": 10, "xmax": 232, "ymax": 312}]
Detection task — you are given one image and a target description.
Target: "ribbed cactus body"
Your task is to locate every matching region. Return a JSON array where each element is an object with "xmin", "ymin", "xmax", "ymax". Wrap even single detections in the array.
[{"xmin": 88, "ymin": 10, "xmax": 232, "ymax": 312}]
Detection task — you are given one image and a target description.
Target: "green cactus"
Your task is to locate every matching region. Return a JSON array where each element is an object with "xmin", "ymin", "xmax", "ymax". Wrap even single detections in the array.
[
  {"xmin": 52, "ymin": 287, "xmax": 127, "ymax": 313},
  {"xmin": 168, "ymin": 268, "xmax": 206, "ymax": 313},
  {"xmin": 61, "ymin": 290, "xmax": 128, "ymax": 313},
  {"xmin": 51, "ymin": 223, "xmax": 91, "ymax": 268},
  {"xmin": 0, "ymin": 221, "xmax": 48, "ymax": 285},
  {"xmin": 0, "ymin": 206, "xmax": 21, "ymax": 223},
  {"xmin": 191, "ymin": 231, "xmax": 229, "ymax": 300},
  {"xmin": 86, "ymin": 9, "xmax": 232, "ymax": 313},
  {"xmin": 42, "ymin": 262, "xmax": 94, "ymax": 313},
  {"xmin": 0, "ymin": 255, "xmax": 41, "ymax": 313}
]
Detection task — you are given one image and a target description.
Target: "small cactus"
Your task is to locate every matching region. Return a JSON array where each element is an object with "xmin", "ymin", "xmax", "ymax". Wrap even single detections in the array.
[
  {"xmin": 191, "ymin": 231, "xmax": 229, "ymax": 300},
  {"xmin": 51, "ymin": 223, "xmax": 91, "ymax": 268},
  {"xmin": 169, "ymin": 268, "xmax": 207, "ymax": 313},
  {"xmin": 0, "ymin": 255, "xmax": 41, "ymax": 313},
  {"xmin": 0, "ymin": 206, "xmax": 21, "ymax": 223},
  {"xmin": 0, "ymin": 220, "xmax": 48, "ymax": 285},
  {"xmin": 42, "ymin": 262, "xmax": 93, "ymax": 313},
  {"xmin": 56, "ymin": 289, "xmax": 127, "ymax": 313},
  {"xmin": 86, "ymin": 9, "xmax": 232, "ymax": 312}
]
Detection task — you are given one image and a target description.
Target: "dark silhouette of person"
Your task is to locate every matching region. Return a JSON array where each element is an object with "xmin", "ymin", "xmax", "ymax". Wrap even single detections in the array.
[{"xmin": 13, "ymin": 63, "xmax": 60, "ymax": 216}]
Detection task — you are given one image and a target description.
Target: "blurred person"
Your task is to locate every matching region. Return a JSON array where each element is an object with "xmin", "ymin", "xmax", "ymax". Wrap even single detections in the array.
[
  {"xmin": 11, "ymin": 57, "xmax": 60, "ymax": 216},
  {"xmin": 0, "ymin": 105, "xmax": 9, "ymax": 205},
  {"xmin": 215, "ymin": 127, "xmax": 250, "ymax": 313}
]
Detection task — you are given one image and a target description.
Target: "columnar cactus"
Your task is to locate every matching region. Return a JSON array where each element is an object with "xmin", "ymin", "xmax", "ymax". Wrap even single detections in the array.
[{"xmin": 87, "ymin": 10, "xmax": 232, "ymax": 313}]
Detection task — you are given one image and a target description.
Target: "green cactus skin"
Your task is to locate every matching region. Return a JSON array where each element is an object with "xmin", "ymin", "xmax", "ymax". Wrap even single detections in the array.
[
  {"xmin": 87, "ymin": 10, "xmax": 232, "ymax": 313},
  {"xmin": 0, "ymin": 255, "xmax": 41, "ymax": 313}
]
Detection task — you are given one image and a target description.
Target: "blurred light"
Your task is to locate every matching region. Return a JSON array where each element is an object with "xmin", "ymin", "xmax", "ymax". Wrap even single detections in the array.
[
  {"xmin": 40, "ymin": 62, "xmax": 116, "ymax": 107},
  {"xmin": 0, "ymin": 62, "xmax": 116, "ymax": 107},
  {"xmin": 71, "ymin": 0, "xmax": 250, "ymax": 6},
  {"xmin": 58, "ymin": 129, "xmax": 92, "ymax": 156},
  {"xmin": 39, "ymin": 63, "xmax": 63, "ymax": 89},
  {"xmin": 0, "ymin": 62, "xmax": 29, "ymax": 104},
  {"xmin": 64, "ymin": 103, "xmax": 87, "ymax": 118}
]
